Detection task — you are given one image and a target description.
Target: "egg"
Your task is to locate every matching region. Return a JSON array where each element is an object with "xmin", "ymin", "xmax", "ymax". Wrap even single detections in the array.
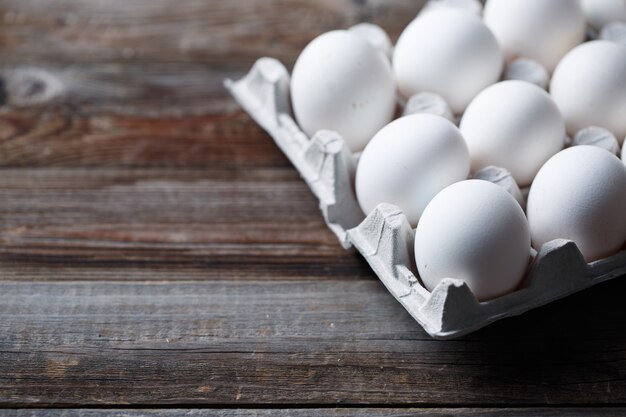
[
  {"xmin": 415, "ymin": 180, "xmax": 531, "ymax": 302},
  {"xmin": 348, "ymin": 23, "xmax": 393, "ymax": 60},
  {"xmin": 550, "ymin": 41, "xmax": 626, "ymax": 144},
  {"xmin": 484, "ymin": 0, "xmax": 586, "ymax": 72},
  {"xmin": 581, "ymin": 0, "xmax": 626, "ymax": 30},
  {"xmin": 527, "ymin": 146, "xmax": 626, "ymax": 262},
  {"xmin": 460, "ymin": 81, "xmax": 565, "ymax": 186},
  {"xmin": 355, "ymin": 114, "xmax": 470, "ymax": 226},
  {"xmin": 420, "ymin": 0, "xmax": 483, "ymax": 16},
  {"xmin": 393, "ymin": 8, "xmax": 502, "ymax": 114},
  {"xmin": 290, "ymin": 30, "xmax": 396, "ymax": 153}
]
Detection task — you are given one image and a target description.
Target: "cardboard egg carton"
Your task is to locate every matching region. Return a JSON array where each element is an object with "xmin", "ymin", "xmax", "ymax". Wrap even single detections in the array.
[{"xmin": 225, "ymin": 57, "xmax": 626, "ymax": 340}]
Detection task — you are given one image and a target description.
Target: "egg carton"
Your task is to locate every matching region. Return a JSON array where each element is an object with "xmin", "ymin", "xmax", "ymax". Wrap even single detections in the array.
[{"xmin": 225, "ymin": 57, "xmax": 626, "ymax": 340}]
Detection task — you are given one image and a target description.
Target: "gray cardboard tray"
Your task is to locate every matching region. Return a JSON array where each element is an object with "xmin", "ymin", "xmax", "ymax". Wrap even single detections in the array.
[{"xmin": 225, "ymin": 57, "xmax": 626, "ymax": 340}]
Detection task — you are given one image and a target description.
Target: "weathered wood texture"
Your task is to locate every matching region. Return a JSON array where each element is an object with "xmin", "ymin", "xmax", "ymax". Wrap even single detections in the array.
[
  {"xmin": 2, "ymin": 278, "xmax": 626, "ymax": 406},
  {"xmin": 0, "ymin": 71, "xmax": 287, "ymax": 167},
  {"xmin": 0, "ymin": 0, "xmax": 425, "ymax": 167},
  {"xmin": 0, "ymin": 0, "xmax": 425, "ymax": 66},
  {"xmin": 0, "ymin": 168, "xmax": 371, "ymax": 280},
  {"xmin": 2, "ymin": 409, "xmax": 626, "ymax": 417}
]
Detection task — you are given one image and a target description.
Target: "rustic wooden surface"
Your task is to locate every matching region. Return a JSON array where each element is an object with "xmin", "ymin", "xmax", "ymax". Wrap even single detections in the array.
[
  {"xmin": 1, "ymin": 0, "xmax": 626, "ymax": 415},
  {"xmin": 2, "ymin": 410, "xmax": 626, "ymax": 417}
]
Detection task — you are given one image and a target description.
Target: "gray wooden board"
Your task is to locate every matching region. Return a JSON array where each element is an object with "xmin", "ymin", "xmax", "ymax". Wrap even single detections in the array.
[
  {"xmin": 0, "ymin": 168, "xmax": 371, "ymax": 281},
  {"xmin": 2, "ymin": 409, "xmax": 626, "ymax": 417},
  {"xmin": 0, "ymin": 0, "xmax": 425, "ymax": 66},
  {"xmin": 2, "ymin": 279, "xmax": 626, "ymax": 406}
]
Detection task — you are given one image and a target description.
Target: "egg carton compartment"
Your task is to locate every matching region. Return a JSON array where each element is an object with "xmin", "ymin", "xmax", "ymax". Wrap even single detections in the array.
[{"xmin": 225, "ymin": 57, "xmax": 626, "ymax": 340}]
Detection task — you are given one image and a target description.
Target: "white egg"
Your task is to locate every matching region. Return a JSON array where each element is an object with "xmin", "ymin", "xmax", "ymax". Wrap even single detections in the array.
[
  {"xmin": 460, "ymin": 81, "xmax": 565, "ymax": 187},
  {"xmin": 550, "ymin": 41, "xmax": 626, "ymax": 144},
  {"xmin": 393, "ymin": 8, "xmax": 502, "ymax": 114},
  {"xmin": 527, "ymin": 146, "xmax": 626, "ymax": 262},
  {"xmin": 415, "ymin": 180, "xmax": 531, "ymax": 302},
  {"xmin": 291, "ymin": 30, "xmax": 396, "ymax": 153},
  {"xmin": 581, "ymin": 0, "xmax": 626, "ymax": 30},
  {"xmin": 348, "ymin": 23, "xmax": 393, "ymax": 60},
  {"xmin": 420, "ymin": 0, "xmax": 483, "ymax": 16},
  {"xmin": 483, "ymin": 0, "xmax": 586, "ymax": 72},
  {"xmin": 355, "ymin": 114, "xmax": 470, "ymax": 226}
]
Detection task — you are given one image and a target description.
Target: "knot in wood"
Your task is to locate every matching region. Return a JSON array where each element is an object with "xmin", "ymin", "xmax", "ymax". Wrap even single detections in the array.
[{"xmin": 3, "ymin": 68, "xmax": 65, "ymax": 107}]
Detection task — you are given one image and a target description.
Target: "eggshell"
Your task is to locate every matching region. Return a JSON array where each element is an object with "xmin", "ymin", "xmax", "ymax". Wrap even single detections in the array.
[
  {"xmin": 291, "ymin": 30, "xmax": 396, "ymax": 153},
  {"xmin": 527, "ymin": 146, "xmax": 626, "ymax": 262},
  {"xmin": 581, "ymin": 0, "xmax": 626, "ymax": 30},
  {"xmin": 393, "ymin": 8, "xmax": 502, "ymax": 114},
  {"xmin": 460, "ymin": 80, "xmax": 565, "ymax": 186},
  {"xmin": 415, "ymin": 180, "xmax": 531, "ymax": 302},
  {"xmin": 421, "ymin": 0, "xmax": 483, "ymax": 16},
  {"xmin": 348, "ymin": 23, "xmax": 393, "ymax": 60},
  {"xmin": 483, "ymin": 0, "xmax": 586, "ymax": 72},
  {"xmin": 355, "ymin": 114, "xmax": 470, "ymax": 226},
  {"xmin": 550, "ymin": 41, "xmax": 626, "ymax": 143}
]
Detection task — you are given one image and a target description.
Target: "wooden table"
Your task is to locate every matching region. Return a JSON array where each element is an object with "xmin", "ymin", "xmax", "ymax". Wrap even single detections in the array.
[{"xmin": 1, "ymin": 1, "xmax": 625, "ymax": 415}]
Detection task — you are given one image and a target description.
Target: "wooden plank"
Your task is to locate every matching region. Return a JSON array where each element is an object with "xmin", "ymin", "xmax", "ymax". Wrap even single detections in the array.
[
  {"xmin": 1, "ymin": 278, "xmax": 626, "ymax": 406},
  {"xmin": 2, "ymin": 409, "xmax": 626, "ymax": 417},
  {"xmin": 0, "ymin": 0, "xmax": 429, "ymax": 168},
  {"xmin": 0, "ymin": 0, "xmax": 426, "ymax": 167},
  {"xmin": 0, "ymin": 168, "xmax": 371, "ymax": 281},
  {"xmin": 0, "ymin": 64, "xmax": 241, "ymax": 113},
  {"xmin": 0, "ymin": 62, "xmax": 316, "ymax": 168},
  {"xmin": 0, "ymin": 0, "xmax": 426, "ymax": 66},
  {"xmin": 0, "ymin": 106, "xmax": 288, "ymax": 168}
]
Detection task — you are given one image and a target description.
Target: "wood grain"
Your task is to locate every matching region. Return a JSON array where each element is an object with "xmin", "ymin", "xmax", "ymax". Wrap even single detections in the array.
[
  {"xmin": 0, "ymin": 168, "xmax": 371, "ymax": 280},
  {"xmin": 2, "ymin": 279, "xmax": 626, "ymax": 407},
  {"xmin": 0, "ymin": 0, "xmax": 425, "ymax": 66},
  {"xmin": 0, "ymin": 64, "xmax": 239, "ymax": 113},
  {"xmin": 0, "ymin": 0, "xmax": 427, "ymax": 167},
  {"xmin": 0, "ymin": 78, "xmax": 287, "ymax": 167},
  {"xmin": 2, "ymin": 409, "xmax": 626, "ymax": 417}
]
